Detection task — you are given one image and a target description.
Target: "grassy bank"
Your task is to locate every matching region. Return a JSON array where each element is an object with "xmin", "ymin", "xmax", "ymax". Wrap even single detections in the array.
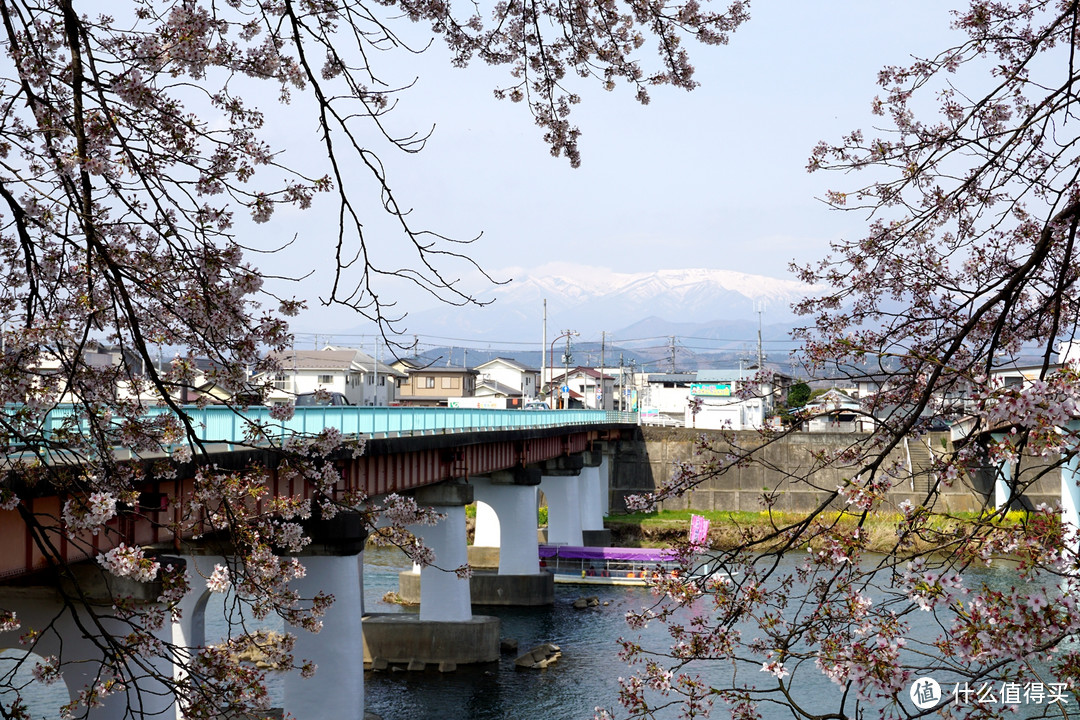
[{"xmin": 604, "ymin": 509, "xmax": 1030, "ymax": 554}]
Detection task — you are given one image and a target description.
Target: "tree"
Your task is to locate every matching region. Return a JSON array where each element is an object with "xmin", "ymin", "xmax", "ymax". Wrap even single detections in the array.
[
  {"xmin": 784, "ymin": 381, "xmax": 810, "ymax": 409},
  {"xmin": 0, "ymin": 0, "xmax": 749, "ymax": 718},
  {"xmin": 606, "ymin": 2, "xmax": 1080, "ymax": 719}
]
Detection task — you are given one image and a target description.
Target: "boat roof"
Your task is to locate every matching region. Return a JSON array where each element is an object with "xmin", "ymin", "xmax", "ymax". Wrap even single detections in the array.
[{"xmin": 539, "ymin": 544, "xmax": 677, "ymax": 562}]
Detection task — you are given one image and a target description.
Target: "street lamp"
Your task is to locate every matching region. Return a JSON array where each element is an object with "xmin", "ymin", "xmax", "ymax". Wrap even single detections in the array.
[{"xmin": 549, "ymin": 329, "xmax": 577, "ymax": 409}]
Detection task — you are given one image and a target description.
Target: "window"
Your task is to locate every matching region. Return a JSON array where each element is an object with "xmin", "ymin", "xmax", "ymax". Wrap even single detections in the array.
[
  {"xmin": 317, "ymin": 374, "xmax": 333, "ymax": 384},
  {"xmin": 423, "ymin": 376, "xmax": 435, "ymax": 388},
  {"xmin": 379, "ymin": 377, "xmax": 385, "ymax": 386},
  {"xmin": 442, "ymin": 377, "xmax": 459, "ymax": 389},
  {"xmin": 272, "ymin": 373, "xmax": 289, "ymax": 390},
  {"xmin": 367, "ymin": 374, "xmax": 374, "ymax": 385}
]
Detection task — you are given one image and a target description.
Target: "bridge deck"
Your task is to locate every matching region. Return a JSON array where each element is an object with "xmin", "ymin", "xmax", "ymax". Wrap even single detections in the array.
[{"xmin": 2, "ymin": 407, "xmax": 638, "ymax": 581}]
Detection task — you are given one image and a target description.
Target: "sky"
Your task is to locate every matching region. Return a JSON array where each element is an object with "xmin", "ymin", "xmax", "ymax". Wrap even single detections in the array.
[{"xmin": 253, "ymin": 0, "xmax": 958, "ymax": 337}]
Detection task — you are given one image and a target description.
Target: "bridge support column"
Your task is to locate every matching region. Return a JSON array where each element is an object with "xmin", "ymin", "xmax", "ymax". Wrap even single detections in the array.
[
  {"xmin": 593, "ymin": 441, "xmax": 614, "ymax": 517},
  {"xmin": 281, "ymin": 510, "xmax": 368, "ymax": 720},
  {"xmin": 0, "ymin": 560, "xmax": 181, "ymax": 720},
  {"xmin": 580, "ymin": 451, "xmax": 611, "ymax": 547},
  {"xmin": 376, "ymin": 482, "xmax": 499, "ymax": 667},
  {"xmin": 409, "ymin": 483, "xmax": 473, "ymax": 622},
  {"xmin": 283, "ymin": 553, "xmax": 365, "ymax": 720},
  {"xmin": 539, "ymin": 454, "xmax": 585, "ymax": 547},
  {"xmin": 468, "ymin": 469, "xmax": 554, "ymax": 606},
  {"xmin": 995, "ymin": 458, "xmax": 1012, "ymax": 511},
  {"xmin": 1063, "ymin": 439, "xmax": 1080, "ymax": 554}
]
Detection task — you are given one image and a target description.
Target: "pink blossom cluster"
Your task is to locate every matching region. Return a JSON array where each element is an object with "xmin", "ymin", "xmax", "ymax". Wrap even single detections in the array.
[
  {"xmin": 62, "ymin": 491, "xmax": 116, "ymax": 535},
  {"xmin": 0, "ymin": 610, "xmax": 19, "ymax": 633},
  {"xmin": 31, "ymin": 656, "xmax": 61, "ymax": 685},
  {"xmin": 97, "ymin": 544, "xmax": 160, "ymax": 583},
  {"xmin": 206, "ymin": 564, "xmax": 231, "ymax": 593},
  {"xmin": 899, "ymin": 558, "xmax": 966, "ymax": 612},
  {"xmin": 0, "ymin": 489, "xmax": 19, "ymax": 511}
]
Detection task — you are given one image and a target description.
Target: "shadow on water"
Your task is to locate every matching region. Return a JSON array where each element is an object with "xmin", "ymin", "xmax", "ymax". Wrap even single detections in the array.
[
  {"xmin": 363, "ymin": 545, "xmax": 648, "ymax": 720},
  {"xmin": 363, "ymin": 547, "xmax": 1080, "ymax": 720}
]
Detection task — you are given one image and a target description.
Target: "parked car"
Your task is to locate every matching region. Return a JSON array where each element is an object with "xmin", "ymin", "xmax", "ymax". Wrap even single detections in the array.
[
  {"xmin": 523, "ymin": 400, "xmax": 550, "ymax": 410},
  {"xmin": 295, "ymin": 391, "xmax": 352, "ymax": 407}
]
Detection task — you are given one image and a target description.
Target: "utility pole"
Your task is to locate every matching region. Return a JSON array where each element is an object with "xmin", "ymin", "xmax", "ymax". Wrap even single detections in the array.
[
  {"xmin": 600, "ymin": 331, "xmax": 606, "ymax": 410},
  {"xmin": 542, "ymin": 299, "xmax": 547, "ymax": 401},
  {"xmin": 563, "ymin": 330, "xmax": 572, "ymax": 409},
  {"xmin": 757, "ymin": 304, "xmax": 765, "ymax": 372},
  {"xmin": 618, "ymin": 354, "xmax": 624, "ymax": 412},
  {"xmin": 669, "ymin": 336, "xmax": 676, "ymax": 373}
]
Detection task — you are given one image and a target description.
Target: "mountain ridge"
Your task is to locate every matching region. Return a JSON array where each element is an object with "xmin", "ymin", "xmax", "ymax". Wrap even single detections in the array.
[{"xmin": 396, "ymin": 265, "xmax": 815, "ymax": 341}]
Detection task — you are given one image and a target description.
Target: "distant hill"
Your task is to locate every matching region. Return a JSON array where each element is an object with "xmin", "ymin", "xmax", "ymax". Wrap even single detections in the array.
[{"xmin": 398, "ymin": 265, "xmax": 817, "ymax": 343}]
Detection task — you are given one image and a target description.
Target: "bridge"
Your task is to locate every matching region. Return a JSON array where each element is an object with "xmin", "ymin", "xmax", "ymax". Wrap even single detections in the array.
[{"xmin": 0, "ymin": 405, "xmax": 640, "ymax": 720}]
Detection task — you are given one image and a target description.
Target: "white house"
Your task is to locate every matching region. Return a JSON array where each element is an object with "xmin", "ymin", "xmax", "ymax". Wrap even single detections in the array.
[
  {"xmin": 548, "ymin": 367, "xmax": 615, "ymax": 410},
  {"xmin": 636, "ymin": 373, "xmax": 696, "ymax": 425},
  {"xmin": 264, "ymin": 346, "xmax": 404, "ymax": 406},
  {"xmin": 474, "ymin": 358, "xmax": 540, "ymax": 399},
  {"xmin": 801, "ymin": 389, "xmax": 873, "ymax": 433},
  {"xmin": 684, "ymin": 367, "xmax": 794, "ymax": 430}
]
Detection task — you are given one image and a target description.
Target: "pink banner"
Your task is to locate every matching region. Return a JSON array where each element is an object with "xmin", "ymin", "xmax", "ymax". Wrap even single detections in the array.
[{"xmin": 689, "ymin": 514, "xmax": 710, "ymax": 547}]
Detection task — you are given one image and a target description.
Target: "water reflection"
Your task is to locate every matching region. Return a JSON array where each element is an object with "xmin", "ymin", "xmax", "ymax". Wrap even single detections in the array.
[{"xmin": 362, "ymin": 547, "xmax": 1080, "ymax": 720}]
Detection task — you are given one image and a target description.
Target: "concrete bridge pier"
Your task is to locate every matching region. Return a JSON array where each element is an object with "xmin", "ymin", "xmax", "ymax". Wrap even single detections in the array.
[
  {"xmin": 282, "ymin": 512, "xmax": 367, "ymax": 720},
  {"xmin": 171, "ymin": 513, "xmax": 369, "ymax": 720},
  {"xmin": 468, "ymin": 469, "xmax": 554, "ymax": 606},
  {"xmin": 539, "ymin": 454, "xmax": 585, "ymax": 546},
  {"xmin": 0, "ymin": 560, "xmax": 180, "ymax": 720},
  {"xmin": 580, "ymin": 450, "xmax": 612, "ymax": 547},
  {"xmin": 1063, "ymin": 436, "xmax": 1080, "ymax": 554},
  {"xmin": 373, "ymin": 481, "xmax": 499, "ymax": 668}
]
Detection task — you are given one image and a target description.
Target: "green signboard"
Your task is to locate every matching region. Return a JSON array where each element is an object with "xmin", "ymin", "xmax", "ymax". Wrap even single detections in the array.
[{"xmin": 690, "ymin": 382, "xmax": 732, "ymax": 397}]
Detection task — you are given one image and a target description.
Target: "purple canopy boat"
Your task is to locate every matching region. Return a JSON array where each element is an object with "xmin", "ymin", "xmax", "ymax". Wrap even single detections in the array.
[{"xmin": 538, "ymin": 544, "xmax": 681, "ymax": 586}]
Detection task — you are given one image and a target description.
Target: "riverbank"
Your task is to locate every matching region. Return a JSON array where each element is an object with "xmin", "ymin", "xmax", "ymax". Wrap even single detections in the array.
[{"xmin": 603, "ymin": 509, "xmax": 1030, "ymax": 554}]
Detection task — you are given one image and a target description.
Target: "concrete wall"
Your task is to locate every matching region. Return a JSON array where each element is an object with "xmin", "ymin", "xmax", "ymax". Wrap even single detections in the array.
[{"xmin": 609, "ymin": 427, "xmax": 1061, "ymax": 514}]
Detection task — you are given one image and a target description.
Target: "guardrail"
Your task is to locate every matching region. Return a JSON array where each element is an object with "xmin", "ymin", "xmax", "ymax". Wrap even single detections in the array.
[{"xmin": 36, "ymin": 405, "xmax": 639, "ymax": 446}]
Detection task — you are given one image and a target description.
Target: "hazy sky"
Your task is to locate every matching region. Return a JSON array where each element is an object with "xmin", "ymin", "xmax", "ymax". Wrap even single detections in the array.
[{"xmin": 257, "ymin": 0, "xmax": 957, "ymax": 335}]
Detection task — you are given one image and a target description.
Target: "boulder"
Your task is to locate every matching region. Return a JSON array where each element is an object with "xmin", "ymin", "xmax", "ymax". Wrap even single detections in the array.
[{"xmin": 515, "ymin": 643, "xmax": 562, "ymax": 670}]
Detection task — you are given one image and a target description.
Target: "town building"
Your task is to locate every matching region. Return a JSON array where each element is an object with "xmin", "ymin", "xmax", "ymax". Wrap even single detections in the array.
[
  {"xmin": 547, "ymin": 367, "xmax": 615, "ymax": 410},
  {"xmin": 263, "ymin": 346, "xmax": 403, "ymax": 406},
  {"xmin": 474, "ymin": 358, "xmax": 540, "ymax": 399},
  {"xmin": 393, "ymin": 363, "xmax": 479, "ymax": 407},
  {"xmin": 685, "ymin": 367, "xmax": 793, "ymax": 430},
  {"xmin": 636, "ymin": 373, "xmax": 696, "ymax": 425},
  {"xmin": 801, "ymin": 389, "xmax": 875, "ymax": 433}
]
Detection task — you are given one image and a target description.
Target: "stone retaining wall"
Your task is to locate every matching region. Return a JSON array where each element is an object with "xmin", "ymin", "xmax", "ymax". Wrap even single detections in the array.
[{"xmin": 608, "ymin": 427, "xmax": 1061, "ymax": 514}]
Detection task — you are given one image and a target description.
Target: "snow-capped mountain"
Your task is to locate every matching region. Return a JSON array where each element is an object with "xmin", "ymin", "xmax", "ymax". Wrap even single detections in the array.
[{"xmin": 400, "ymin": 264, "xmax": 816, "ymax": 342}]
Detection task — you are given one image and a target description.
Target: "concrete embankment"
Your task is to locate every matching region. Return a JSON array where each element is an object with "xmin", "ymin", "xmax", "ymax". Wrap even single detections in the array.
[{"xmin": 608, "ymin": 426, "xmax": 1061, "ymax": 515}]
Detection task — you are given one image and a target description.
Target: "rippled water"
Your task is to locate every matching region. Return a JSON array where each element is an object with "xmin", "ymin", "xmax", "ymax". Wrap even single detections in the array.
[
  {"xmin": 362, "ymin": 549, "xmax": 1080, "ymax": 720},
  {"xmin": 2, "ymin": 550, "xmax": 1076, "ymax": 720},
  {"xmin": 362, "ymin": 545, "xmax": 646, "ymax": 720}
]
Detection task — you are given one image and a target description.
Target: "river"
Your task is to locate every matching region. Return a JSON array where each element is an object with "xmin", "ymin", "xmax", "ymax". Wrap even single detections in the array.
[
  {"xmin": 362, "ymin": 547, "xmax": 1080, "ymax": 720},
  {"xmin": 0, "ymin": 549, "xmax": 1075, "ymax": 719}
]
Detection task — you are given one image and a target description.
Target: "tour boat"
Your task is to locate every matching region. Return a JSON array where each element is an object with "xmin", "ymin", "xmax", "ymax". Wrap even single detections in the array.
[{"xmin": 538, "ymin": 544, "xmax": 681, "ymax": 586}]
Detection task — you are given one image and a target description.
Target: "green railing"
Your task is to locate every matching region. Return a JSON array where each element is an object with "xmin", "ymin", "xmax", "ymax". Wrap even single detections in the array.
[{"xmin": 35, "ymin": 405, "xmax": 638, "ymax": 447}]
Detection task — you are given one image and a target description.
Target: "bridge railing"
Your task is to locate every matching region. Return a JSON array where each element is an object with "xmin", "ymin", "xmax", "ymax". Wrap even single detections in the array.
[{"xmin": 33, "ymin": 405, "xmax": 638, "ymax": 447}]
